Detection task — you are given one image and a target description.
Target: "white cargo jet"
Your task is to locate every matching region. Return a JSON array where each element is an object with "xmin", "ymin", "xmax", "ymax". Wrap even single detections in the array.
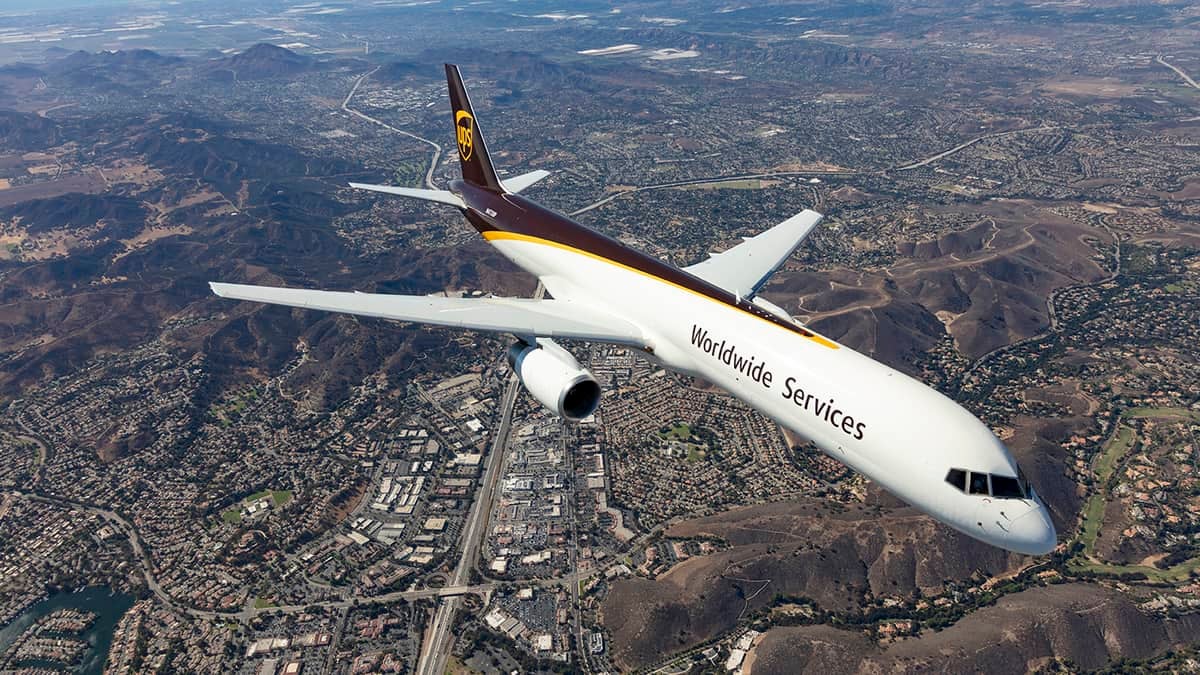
[{"xmin": 211, "ymin": 65, "xmax": 1057, "ymax": 555}]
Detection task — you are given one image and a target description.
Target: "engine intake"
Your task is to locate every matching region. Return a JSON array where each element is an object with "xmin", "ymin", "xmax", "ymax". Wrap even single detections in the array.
[{"xmin": 507, "ymin": 342, "xmax": 601, "ymax": 421}]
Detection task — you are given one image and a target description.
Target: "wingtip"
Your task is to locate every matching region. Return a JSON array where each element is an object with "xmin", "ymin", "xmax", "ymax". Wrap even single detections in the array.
[{"xmin": 209, "ymin": 281, "xmax": 228, "ymax": 297}]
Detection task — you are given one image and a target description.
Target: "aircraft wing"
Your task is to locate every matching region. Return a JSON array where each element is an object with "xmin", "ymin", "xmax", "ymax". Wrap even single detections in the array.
[
  {"xmin": 209, "ymin": 282, "xmax": 648, "ymax": 347},
  {"xmin": 684, "ymin": 209, "xmax": 822, "ymax": 297}
]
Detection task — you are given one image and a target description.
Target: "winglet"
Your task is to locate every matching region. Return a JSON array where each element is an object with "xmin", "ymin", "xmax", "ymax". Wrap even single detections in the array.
[{"xmin": 445, "ymin": 64, "xmax": 503, "ymax": 192}]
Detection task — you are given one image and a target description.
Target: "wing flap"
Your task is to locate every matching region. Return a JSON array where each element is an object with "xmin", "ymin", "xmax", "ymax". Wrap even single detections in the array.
[
  {"xmin": 209, "ymin": 282, "xmax": 647, "ymax": 347},
  {"xmin": 685, "ymin": 209, "xmax": 822, "ymax": 297}
]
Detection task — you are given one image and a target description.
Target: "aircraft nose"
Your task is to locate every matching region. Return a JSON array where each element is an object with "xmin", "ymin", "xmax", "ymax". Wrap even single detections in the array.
[{"xmin": 1005, "ymin": 504, "xmax": 1057, "ymax": 555}]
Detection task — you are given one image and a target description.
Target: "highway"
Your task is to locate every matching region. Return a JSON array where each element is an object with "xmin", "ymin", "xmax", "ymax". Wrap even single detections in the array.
[
  {"xmin": 563, "ymin": 426, "xmax": 592, "ymax": 672},
  {"xmin": 342, "ymin": 67, "xmax": 444, "ymax": 190},
  {"xmin": 12, "ymin": 412, "xmax": 51, "ymax": 479},
  {"xmin": 1156, "ymin": 54, "xmax": 1200, "ymax": 90},
  {"xmin": 414, "ymin": 358, "xmax": 524, "ymax": 675},
  {"xmin": 413, "ymin": 281, "xmax": 548, "ymax": 674},
  {"xmin": 894, "ymin": 125, "xmax": 1059, "ymax": 171}
]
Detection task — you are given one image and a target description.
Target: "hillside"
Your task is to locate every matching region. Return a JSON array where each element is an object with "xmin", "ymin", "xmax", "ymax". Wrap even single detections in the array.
[{"xmin": 748, "ymin": 584, "xmax": 1200, "ymax": 673}]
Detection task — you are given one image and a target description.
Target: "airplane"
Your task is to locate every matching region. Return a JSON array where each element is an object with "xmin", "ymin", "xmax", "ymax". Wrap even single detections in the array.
[{"xmin": 211, "ymin": 64, "xmax": 1057, "ymax": 556}]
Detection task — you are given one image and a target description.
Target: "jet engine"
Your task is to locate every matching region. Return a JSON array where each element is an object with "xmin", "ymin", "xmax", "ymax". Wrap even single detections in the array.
[{"xmin": 507, "ymin": 341, "xmax": 601, "ymax": 421}]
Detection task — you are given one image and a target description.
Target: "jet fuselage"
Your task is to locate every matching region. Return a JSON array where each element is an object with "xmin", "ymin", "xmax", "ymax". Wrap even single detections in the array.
[
  {"xmin": 455, "ymin": 180, "xmax": 1057, "ymax": 556},
  {"xmin": 213, "ymin": 63, "xmax": 1058, "ymax": 557}
]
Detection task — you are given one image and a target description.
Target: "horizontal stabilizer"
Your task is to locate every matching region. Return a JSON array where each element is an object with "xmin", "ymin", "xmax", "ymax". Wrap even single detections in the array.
[
  {"xmin": 348, "ymin": 182, "xmax": 466, "ymax": 208},
  {"xmin": 685, "ymin": 209, "xmax": 823, "ymax": 298},
  {"xmin": 209, "ymin": 282, "xmax": 648, "ymax": 347},
  {"xmin": 502, "ymin": 169, "xmax": 551, "ymax": 194}
]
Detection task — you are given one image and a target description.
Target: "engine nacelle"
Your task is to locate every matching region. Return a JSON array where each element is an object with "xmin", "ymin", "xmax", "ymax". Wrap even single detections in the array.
[{"xmin": 507, "ymin": 341, "xmax": 601, "ymax": 421}]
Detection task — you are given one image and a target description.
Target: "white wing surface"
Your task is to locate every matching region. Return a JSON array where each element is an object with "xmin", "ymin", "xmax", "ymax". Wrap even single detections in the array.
[
  {"xmin": 209, "ymin": 282, "xmax": 647, "ymax": 347},
  {"xmin": 501, "ymin": 169, "xmax": 551, "ymax": 194},
  {"xmin": 347, "ymin": 170, "xmax": 548, "ymax": 209},
  {"xmin": 348, "ymin": 183, "xmax": 466, "ymax": 208},
  {"xmin": 684, "ymin": 209, "xmax": 822, "ymax": 297}
]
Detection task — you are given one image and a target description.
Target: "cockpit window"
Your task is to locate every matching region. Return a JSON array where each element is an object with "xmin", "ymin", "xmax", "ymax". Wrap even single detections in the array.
[
  {"xmin": 968, "ymin": 472, "xmax": 990, "ymax": 495},
  {"xmin": 990, "ymin": 475, "xmax": 1024, "ymax": 498},
  {"xmin": 947, "ymin": 467, "xmax": 1034, "ymax": 499}
]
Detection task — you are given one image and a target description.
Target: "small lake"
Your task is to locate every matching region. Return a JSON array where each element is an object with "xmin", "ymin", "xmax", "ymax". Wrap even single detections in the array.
[{"xmin": 0, "ymin": 587, "xmax": 136, "ymax": 674}]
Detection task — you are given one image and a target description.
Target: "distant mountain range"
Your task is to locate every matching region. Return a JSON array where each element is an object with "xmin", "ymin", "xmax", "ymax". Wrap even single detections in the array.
[{"xmin": 214, "ymin": 43, "xmax": 316, "ymax": 80}]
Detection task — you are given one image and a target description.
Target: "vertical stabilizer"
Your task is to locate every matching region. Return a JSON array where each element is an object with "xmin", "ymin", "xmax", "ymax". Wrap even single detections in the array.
[{"xmin": 445, "ymin": 64, "xmax": 503, "ymax": 192}]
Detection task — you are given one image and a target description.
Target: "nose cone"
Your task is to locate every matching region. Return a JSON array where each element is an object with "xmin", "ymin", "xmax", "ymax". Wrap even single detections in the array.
[{"xmin": 1006, "ymin": 505, "xmax": 1057, "ymax": 555}]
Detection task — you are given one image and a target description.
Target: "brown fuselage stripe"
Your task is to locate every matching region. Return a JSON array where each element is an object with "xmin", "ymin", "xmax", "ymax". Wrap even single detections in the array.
[{"xmin": 452, "ymin": 180, "xmax": 838, "ymax": 350}]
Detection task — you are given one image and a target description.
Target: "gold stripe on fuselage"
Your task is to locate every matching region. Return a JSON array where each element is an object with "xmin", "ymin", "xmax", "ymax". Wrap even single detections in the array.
[{"xmin": 481, "ymin": 230, "xmax": 840, "ymax": 350}]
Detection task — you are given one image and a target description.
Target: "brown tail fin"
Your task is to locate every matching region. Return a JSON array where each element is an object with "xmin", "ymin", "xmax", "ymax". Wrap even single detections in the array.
[{"xmin": 445, "ymin": 64, "xmax": 503, "ymax": 192}]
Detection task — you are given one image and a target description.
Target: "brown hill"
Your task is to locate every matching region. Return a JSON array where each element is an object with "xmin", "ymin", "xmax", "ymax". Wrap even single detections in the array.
[
  {"xmin": 51, "ymin": 48, "xmax": 183, "ymax": 73},
  {"xmin": 0, "ymin": 63, "xmax": 46, "ymax": 98},
  {"xmin": 597, "ymin": 407, "xmax": 1088, "ymax": 672},
  {"xmin": 42, "ymin": 49, "xmax": 185, "ymax": 92},
  {"xmin": 0, "ymin": 106, "xmax": 530, "ymax": 411},
  {"xmin": 762, "ymin": 267, "xmax": 946, "ymax": 372},
  {"xmin": 599, "ymin": 499, "xmax": 1019, "ymax": 670},
  {"xmin": 890, "ymin": 202, "xmax": 1110, "ymax": 358},
  {"xmin": 2, "ymin": 193, "xmax": 146, "ymax": 239},
  {"xmin": 807, "ymin": 297, "xmax": 946, "ymax": 371},
  {"xmin": 748, "ymin": 583, "xmax": 1199, "ymax": 674},
  {"xmin": 1001, "ymin": 413, "xmax": 1087, "ymax": 540},
  {"xmin": 765, "ymin": 201, "xmax": 1112, "ymax": 365},
  {"xmin": 212, "ymin": 43, "xmax": 314, "ymax": 80},
  {"xmin": 0, "ymin": 110, "xmax": 61, "ymax": 150}
]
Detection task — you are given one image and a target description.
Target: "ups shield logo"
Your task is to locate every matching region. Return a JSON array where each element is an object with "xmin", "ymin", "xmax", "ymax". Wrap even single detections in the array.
[{"xmin": 456, "ymin": 110, "xmax": 474, "ymax": 161}]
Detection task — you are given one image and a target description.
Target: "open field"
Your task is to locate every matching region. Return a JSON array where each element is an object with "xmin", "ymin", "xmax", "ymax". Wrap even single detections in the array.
[
  {"xmin": 1038, "ymin": 77, "xmax": 1139, "ymax": 98},
  {"xmin": 220, "ymin": 490, "xmax": 294, "ymax": 523},
  {"xmin": 0, "ymin": 173, "xmax": 106, "ymax": 207},
  {"xmin": 1126, "ymin": 406, "xmax": 1200, "ymax": 422}
]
